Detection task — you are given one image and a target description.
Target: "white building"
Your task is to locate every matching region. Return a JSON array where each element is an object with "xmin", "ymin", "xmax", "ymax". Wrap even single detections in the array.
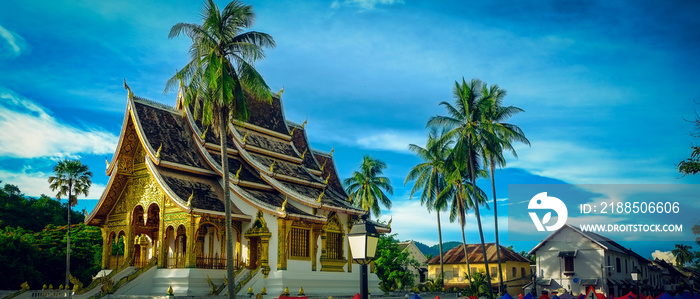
[{"xmin": 528, "ymin": 224, "xmax": 661, "ymax": 296}]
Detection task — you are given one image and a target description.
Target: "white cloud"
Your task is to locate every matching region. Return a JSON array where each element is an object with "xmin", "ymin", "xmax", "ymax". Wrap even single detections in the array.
[
  {"xmin": 0, "ymin": 24, "xmax": 28, "ymax": 58},
  {"xmin": 0, "ymin": 167, "xmax": 106, "ymax": 199},
  {"xmin": 356, "ymin": 131, "xmax": 424, "ymax": 153},
  {"xmin": 0, "ymin": 88, "xmax": 118, "ymax": 159},
  {"xmin": 651, "ymin": 250, "xmax": 675, "ymax": 264},
  {"xmin": 331, "ymin": 0, "xmax": 405, "ymax": 11}
]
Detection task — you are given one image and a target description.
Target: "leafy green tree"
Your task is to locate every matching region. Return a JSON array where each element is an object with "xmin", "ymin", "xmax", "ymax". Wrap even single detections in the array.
[
  {"xmin": 673, "ymin": 243, "xmax": 693, "ymax": 268},
  {"xmin": 48, "ymin": 159, "xmax": 93, "ymax": 288},
  {"xmin": 166, "ymin": 1, "xmax": 275, "ymax": 297},
  {"xmin": 405, "ymin": 128, "xmax": 452, "ymax": 285},
  {"xmin": 429, "ymin": 78, "xmax": 495, "ymax": 298},
  {"xmin": 344, "ymin": 155, "xmax": 393, "ymax": 218},
  {"xmin": 374, "ymin": 234, "xmax": 420, "ymax": 293},
  {"xmin": 0, "ymin": 227, "xmax": 42, "ymax": 289},
  {"xmin": 480, "ymin": 83, "xmax": 529, "ymax": 293},
  {"xmin": 678, "ymin": 146, "xmax": 700, "ymax": 176}
]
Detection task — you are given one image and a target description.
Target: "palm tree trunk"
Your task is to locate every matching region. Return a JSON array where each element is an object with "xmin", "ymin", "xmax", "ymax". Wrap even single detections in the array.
[
  {"xmin": 66, "ymin": 181, "xmax": 72, "ymax": 292},
  {"xmin": 469, "ymin": 148, "xmax": 494, "ymax": 299},
  {"xmin": 437, "ymin": 212, "xmax": 444, "ymax": 285},
  {"xmin": 490, "ymin": 158, "xmax": 503, "ymax": 295},
  {"xmin": 220, "ymin": 109, "xmax": 235, "ymax": 299},
  {"xmin": 460, "ymin": 219, "xmax": 472, "ymax": 281}
]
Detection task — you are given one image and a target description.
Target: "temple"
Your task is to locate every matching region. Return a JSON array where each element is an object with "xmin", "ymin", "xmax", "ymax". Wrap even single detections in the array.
[{"xmin": 85, "ymin": 87, "xmax": 387, "ymax": 296}]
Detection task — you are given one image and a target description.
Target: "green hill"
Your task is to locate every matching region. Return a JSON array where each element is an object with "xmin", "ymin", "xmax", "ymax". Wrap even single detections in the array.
[{"xmin": 412, "ymin": 241, "xmax": 461, "ymax": 258}]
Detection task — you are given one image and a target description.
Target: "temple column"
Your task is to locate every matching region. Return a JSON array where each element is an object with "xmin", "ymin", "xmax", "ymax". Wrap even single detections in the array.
[
  {"xmin": 277, "ymin": 219, "xmax": 288, "ymax": 270},
  {"xmin": 311, "ymin": 226, "xmax": 321, "ymax": 271},
  {"xmin": 185, "ymin": 215, "xmax": 197, "ymax": 268},
  {"xmin": 260, "ymin": 235, "xmax": 271, "ymax": 277},
  {"xmin": 158, "ymin": 197, "xmax": 166, "ymax": 268},
  {"xmin": 101, "ymin": 228, "xmax": 110, "ymax": 269}
]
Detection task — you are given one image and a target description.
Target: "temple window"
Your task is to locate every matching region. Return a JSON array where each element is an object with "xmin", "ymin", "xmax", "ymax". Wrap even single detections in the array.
[
  {"xmin": 289, "ymin": 226, "xmax": 310, "ymax": 259},
  {"xmin": 326, "ymin": 231, "xmax": 343, "ymax": 259}
]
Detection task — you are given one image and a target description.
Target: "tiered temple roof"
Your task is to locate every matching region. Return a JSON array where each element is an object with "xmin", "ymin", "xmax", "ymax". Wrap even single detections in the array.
[{"xmin": 86, "ymin": 91, "xmax": 364, "ymax": 226}]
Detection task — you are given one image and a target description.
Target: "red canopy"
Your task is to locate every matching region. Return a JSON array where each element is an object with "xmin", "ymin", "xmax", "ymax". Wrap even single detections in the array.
[{"xmin": 540, "ymin": 295, "xmax": 550, "ymax": 299}]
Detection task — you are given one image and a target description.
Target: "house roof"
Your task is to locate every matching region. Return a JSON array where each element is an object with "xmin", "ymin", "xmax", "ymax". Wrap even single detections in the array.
[
  {"xmin": 528, "ymin": 224, "xmax": 648, "ymax": 261},
  {"xmin": 87, "ymin": 90, "xmax": 368, "ymax": 226},
  {"xmin": 426, "ymin": 243, "xmax": 531, "ymax": 264}
]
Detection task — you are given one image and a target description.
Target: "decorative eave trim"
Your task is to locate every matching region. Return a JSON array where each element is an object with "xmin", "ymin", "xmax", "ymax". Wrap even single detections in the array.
[
  {"xmin": 235, "ymin": 122, "xmax": 292, "ymax": 141},
  {"xmin": 191, "ymin": 208, "xmax": 251, "ymax": 221},
  {"xmin": 243, "ymin": 144, "xmax": 302, "ymax": 164},
  {"xmin": 192, "ymin": 132, "xmax": 264, "ymax": 189},
  {"xmin": 229, "ymin": 182, "xmax": 287, "ymax": 218},
  {"xmin": 86, "ymin": 160, "xmax": 120, "ymax": 225},
  {"xmin": 259, "ymin": 173, "xmax": 321, "ymax": 209},
  {"xmin": 129, "ymin": 97, "xmax": 161, "ymax": 166},
  {"xmin": 144, "ymin": 157, "xmax": 191, "ymax": 212},
  {"xmin": 106, "ymin": 101, "xmax": 133, "ymax": 176},
  {"xmin": 158, "ymin": 160, "xmax": 218, "ymax": 177},
  {"xmin": 308, "ymin": 169, "xmax": 323, "ymax": 177},
  {"xmin": 238, "ymin": 181, "xmax": 275, "ymax": 191},
  {"xmin": 273, "ymin": 173, "xmax": 326, "ymax": 188}
]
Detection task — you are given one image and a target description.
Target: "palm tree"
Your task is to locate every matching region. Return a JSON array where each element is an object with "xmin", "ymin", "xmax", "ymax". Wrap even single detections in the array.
[
  {"xmin": 344, "ymin": 155, "xmax": 393, "ymax": 218},
  {"xmin": 165, "ymin": 1, "xmax": 274, "ymax": 297},
  {"xmin": 405, "ymin": 127, "xmax": 452, "ymax": 284},
  {"xmin": 48, "ymin": 159, "xmax": 92, "ymax": 289},
  {"xmin": 438, "ymin": 153, "xmax": 488, "ymax": 281},
  {"xmin": 480, "ymin": 83, "xmax": 529, "ymax": 293},
  {"xmin": 673, "ymin": 244, "xmax": 693, "ymax": 268},
  {"xmin": 428, "ymin": 78, "xmax": 496, "ymax": 298}
]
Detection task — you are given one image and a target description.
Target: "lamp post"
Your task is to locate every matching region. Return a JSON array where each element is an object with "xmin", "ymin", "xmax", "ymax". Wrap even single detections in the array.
[
  {"xmin": 348, "ymin": 213, "xmax": 379, "ymax": 299},
  {"xmin": 689, "ymin": 278, "xmax": 694, "ymax": 293},
  {"xmin": 631, "ymin": 269, "xmax": 640, "ymax": 298}
]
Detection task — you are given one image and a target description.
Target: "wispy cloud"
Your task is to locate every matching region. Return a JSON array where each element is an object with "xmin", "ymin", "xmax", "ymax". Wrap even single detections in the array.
[
  {"xmin": 0, "ymin": 88, "xmax": 118, "ymax": 159},
  {"xmin": 356, "ymin": 131, "xmax": 424, "ymax": 153},
  {"xmin": 0, "ymin": 24, "xmax": 28, "ymax": 58},
  {"xmin": 330, "ymin": 0, "xmax": 405, "ymax": 11}
]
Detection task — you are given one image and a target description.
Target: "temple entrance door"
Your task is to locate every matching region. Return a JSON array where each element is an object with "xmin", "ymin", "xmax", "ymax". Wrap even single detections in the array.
[
  {"xmin": 130, "ymin": 204, "xmax": 160, "ymax": 267},
  {"xmin": 248, "ymin": 237, "xmax": 259, "ymax": 269}
]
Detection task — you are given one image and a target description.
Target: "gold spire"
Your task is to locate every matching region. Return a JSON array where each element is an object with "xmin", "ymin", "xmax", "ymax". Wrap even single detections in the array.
[
  {"xmin": 280, "ymin": 196, "xmax": 288, "ymax": 212},
  {"xmin": 269, "ymin": 160, "xmax": 275, "ymax": 173},
  {"xmin": 301, "ymin": 148, "xmax": 307, "ymax": 159},
  {"xmin": 187, "ymin": 191, "xmax": 193, "ymax": 207},
  {"xmin": 324, "ymin": 173, "xmax": 331, "ymax": 184},
  {"xmin": 123, "ymin": 78, "xmax": 134, "ymax": 100},
  {"xmin": 242, "ymin": 131, "xmax": 250, "ymax": 143},
  {"xmin": 155, "ymin": 143, "xmax": 162, "ymax": 159},
  {"xmin": 200, "ymin": 127, "xmax": 208, "ymax": 140},
  {"xmin": 289, "ymin": 127, "xmax": 296, "ymax": 136},
  {"xmin": 105, "ymin": 158, "xmax": 109, "ymax": 169},
  {"xmin": 235, "ymin": 165, "xmax": 243, "ymax": 180},
  {"xmin": 275, "ymin": 86, "xmax": 284, "ymax": 98},
  {"xmin": 329, "ymin": 147, "xmax": 334, "ymax": 157},
  {"xmin": 301, "ymin": 118, "xmax": 308, "ymax": 129},
  {"xmin": 317, "ymin": 189, "xmax": 325, "ymax": 203},
  {"xmin": 320, "ymin": 160, "xmax": 327, "ymax": 171},
  {"xmin": 388, "ymin": 216, "xmax": 392, "ymax": 228}
]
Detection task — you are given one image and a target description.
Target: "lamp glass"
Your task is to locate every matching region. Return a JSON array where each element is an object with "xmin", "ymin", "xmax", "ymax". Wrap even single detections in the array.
[
  {"xmin": 365, "ymin": 234, "xmax": 378, "ymax": 260},
  {"xmin": 349, "ymin": 234, "xmax": 367, "ymax": 260},
  {"xmin": 631, "ymin": 272, "xmax": 639, "ymax": 281}
]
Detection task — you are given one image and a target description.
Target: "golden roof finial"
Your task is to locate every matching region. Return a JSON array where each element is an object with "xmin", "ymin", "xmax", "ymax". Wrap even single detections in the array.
[
  {"xmin": 200, "ymin": 127, "xmax": 208, "ymax": 140},
  {"xmin": 235, "ymin": 165, "xmax": 243, "ymax": 180},
  {"xmin": 187, "ymin": 191, "xmax": 193, "ymax": 207},
  {"xmin": 317, "ymin": 189, "xmax": 325, "ymax": 203},
  {"xmin": 298, "ymin": 287, "xmax": 305, "ymax": 295},
  {"xmin": 105, "ymin": 158, "xmax": 109, "ymax": 169},
  {"xmin": 324, "ymin": 173, "xmax": 331, "ymax": 184},
  {"xmin": 289, "ymin": 127, "xmax": 296, "ymax": 136},
  {"xmin": 280, "ymin": 196, "xmax": 288, "ymax": 212},
  {"xmin": 155, "ymin": 143, "xmax": 163, "ymax": 159},
  {"xmin": 123, "ymin": 78, "xmax": 134, "ymax": 100},
  {"xmin": 388, "ymin": 216, "xmax": 392, "ymax": 228},
  {"xmin": 275, "ymin": 86, "xmax": 284, "ymax": 98},
  {"xmin": 269, "ymin": 160, "xmax": 275, "ymax": 173},
  {"xmin": 320, "ymin": 160, "xmax": 327, "ymax": 171},
  {"xmin": 301, "ymin": 148, "xmax": 307, "ymax": 159},
  {"xmin": 241, "ymin": 131, "xmax": 250, "ymax": 143},
  {"xmin": 301, "ymin": 118, "xmax": 308, "ymax": 129},
  {"xmin": 329, "ymin": 147, "xmax": 334, "ymax": 157}
]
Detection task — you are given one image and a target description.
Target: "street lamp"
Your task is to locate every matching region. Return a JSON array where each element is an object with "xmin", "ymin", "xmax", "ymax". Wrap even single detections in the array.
[
  {"xmin": 349, "ymin": 213, "xmax": 379, "ymax": 299},
  {"xmin": 689, "ymin": 278, "xmax": 694, "ymax": 293},
  {"xmin": 631, "ymin": 269, "xmax": 640, "ymax": 298}
]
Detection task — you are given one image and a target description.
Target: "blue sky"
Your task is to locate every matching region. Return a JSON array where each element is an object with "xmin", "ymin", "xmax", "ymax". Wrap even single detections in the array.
[{"xmin": 1, "ymin": 0, "xmax": 700, "ymax": 257}]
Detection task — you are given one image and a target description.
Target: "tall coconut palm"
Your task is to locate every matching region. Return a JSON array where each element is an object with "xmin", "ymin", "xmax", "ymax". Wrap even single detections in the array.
[
  {"xmin": 344, "ymin": 155, "xmax": 393, "ymax": 218},
  {"xmin": 405, "ymin": 127, "xmax": 452, "ymax": 284},
  {"xmin": 438, "ymin": 155, "xmax": 488, "ymax": 282},
  {"xmin": 48, "ymin": 159, "xmax": 92, "ymax": 290},
  {"xmin": 480, "ymin": 83, "xmax": 529, "ymax": 293},
  {"xmin": 165, "ymin": 1, "xmax": 274, "ymax": 297},
  {"xmin": 428, "ymin": 78, "xmax": 496, "ymax": 298},
  {"xmin": 672, "ymin": 244, "xmax": 693, "ymax": 268}
]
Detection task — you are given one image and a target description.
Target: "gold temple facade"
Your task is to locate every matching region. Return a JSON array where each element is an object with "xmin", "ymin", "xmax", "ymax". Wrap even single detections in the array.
[{"xmin": 86, "ymin": 88, "xmax": 386, "ymax": 284}]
